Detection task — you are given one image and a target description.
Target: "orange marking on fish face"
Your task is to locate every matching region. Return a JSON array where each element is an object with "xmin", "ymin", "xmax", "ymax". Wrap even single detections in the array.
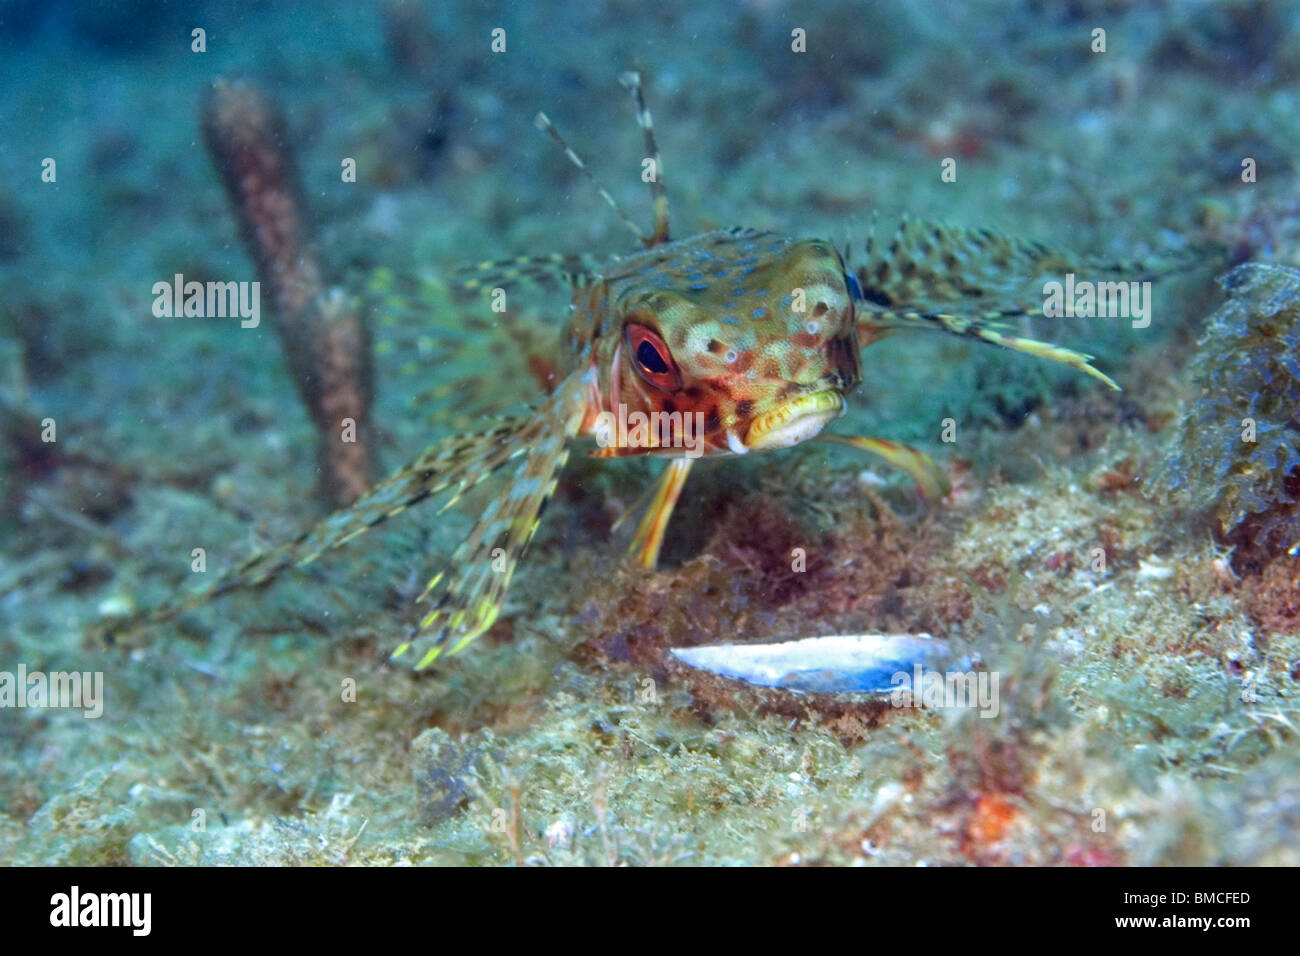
[
  {"xmin": 575, "ymin": 230, "xmax": 861, "ymax": 456},
  {"xmin": 527, "ymin": 354, "xmax": 558, "ymax": 391}
]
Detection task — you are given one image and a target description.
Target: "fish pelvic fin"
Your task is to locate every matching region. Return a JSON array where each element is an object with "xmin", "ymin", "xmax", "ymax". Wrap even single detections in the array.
[{"xmin": 817, "ymin": 434, "xmax": 950, "ymax": 501}]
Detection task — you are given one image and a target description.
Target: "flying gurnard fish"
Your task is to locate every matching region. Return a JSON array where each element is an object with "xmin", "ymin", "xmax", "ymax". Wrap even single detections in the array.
[{"xmin": 103, "ymin": 73, "xmax": 1149, "ymax": 671}]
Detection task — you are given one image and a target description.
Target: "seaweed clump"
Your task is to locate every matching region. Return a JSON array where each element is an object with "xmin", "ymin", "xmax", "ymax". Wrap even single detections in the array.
[{"xmin": 1161, "ymin": 263, "xmax": 1300, "ymax": 568}]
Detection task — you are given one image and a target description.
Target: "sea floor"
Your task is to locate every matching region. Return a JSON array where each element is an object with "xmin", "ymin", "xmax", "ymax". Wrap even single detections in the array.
[{"xmin": 2, "ymin": 0, "xmax": 1298, "ymax": 865}]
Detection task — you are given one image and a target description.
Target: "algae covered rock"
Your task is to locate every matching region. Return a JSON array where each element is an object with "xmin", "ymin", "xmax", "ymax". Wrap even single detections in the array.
[
  {"xmin": 1162, "ymin": 263, "xmax": 1300, "ymax": 557},
  {"xmin": 411, "ymin": 727, "xmax": 503, "ymax": 824}
]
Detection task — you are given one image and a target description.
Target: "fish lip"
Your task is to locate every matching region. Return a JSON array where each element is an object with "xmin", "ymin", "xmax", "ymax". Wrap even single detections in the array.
[{"xmin": 743, "ymin": 389, "xmax": 845, "ymax": 451}]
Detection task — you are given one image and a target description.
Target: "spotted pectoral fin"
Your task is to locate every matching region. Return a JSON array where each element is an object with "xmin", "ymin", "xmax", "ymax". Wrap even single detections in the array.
[
  {"xmin": 850, "ymin": 215, "xmax": 1186, "ymax": 310},
  {"xmin": 964, "ymin": 323, "xmax": 1120, "ymax": 390},
  {"xmin": 853, "ymin": 215, "xmax": 1211, "ymax": 312},
  {"xmin": 854, "ymin": 217, "xmax": 1076, "ymax": 308},
  {"xmin": 856, "ymin": 307, "xmax": 1119, "ymax": 391},
  {"xmin": 452, "ymin": 251, "xmax": 609, "ymax": 294},
  {"xmin": 392, "ymin": 372, "xmax": 590, "ymax": 669},
  {"xmin": 847, "ymin": 216, "xmax": 1163, "ymax": 390},
  {"xmin": 365, "ymin": 265, "xmax": 557, "ymax": 431},
  {"xmin": 817, "ymin": 434, "xmax": 950, "ymax": 501},
  {"xmin": 97, "ymin": 413, "xmax": 537, "ymax": 649}
]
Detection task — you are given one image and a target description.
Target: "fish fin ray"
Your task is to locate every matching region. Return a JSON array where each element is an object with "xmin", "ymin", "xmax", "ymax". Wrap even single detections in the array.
[
  {"xmin": 96, "ymin": 413, "xmax": 536, "ymax": 648},
  {"xmin": 394, "ymin": 372, "xmax": 589, "ymax": 668},
  {"xmin": 817, "ymin": 435, "xmax": 950, "ymax": 501}
]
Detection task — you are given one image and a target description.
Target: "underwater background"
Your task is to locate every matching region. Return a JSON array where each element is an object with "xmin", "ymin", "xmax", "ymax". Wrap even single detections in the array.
[{"xmin": 2, "ymin": 0, "xmax": 1299, "ymax": 865}]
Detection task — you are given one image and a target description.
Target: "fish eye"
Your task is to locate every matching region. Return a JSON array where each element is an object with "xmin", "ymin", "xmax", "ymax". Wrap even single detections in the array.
[
  {"xmin": 625, "ymin": 323, "xmax": 681, "ymax": 390},
  {"xmin": 636, "ymin": 338, "xmax": 670, "ymax": 374}
]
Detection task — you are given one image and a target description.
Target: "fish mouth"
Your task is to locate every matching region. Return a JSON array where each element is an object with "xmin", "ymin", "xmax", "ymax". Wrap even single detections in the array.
[{"xmin": 741, "ymin": 389, "xmax": 845, "ymax": 452}]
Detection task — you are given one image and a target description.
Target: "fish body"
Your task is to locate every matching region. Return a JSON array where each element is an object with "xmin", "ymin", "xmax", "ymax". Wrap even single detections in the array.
[{"xmin": 101, "ymin": 74, "xmax": 1148, "ymax": 671}]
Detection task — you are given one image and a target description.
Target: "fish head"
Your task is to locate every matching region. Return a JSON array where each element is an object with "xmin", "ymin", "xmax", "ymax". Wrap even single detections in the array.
[{"xmin": 597, "ymin": 231, "xmax": 861, "ymax": 456}]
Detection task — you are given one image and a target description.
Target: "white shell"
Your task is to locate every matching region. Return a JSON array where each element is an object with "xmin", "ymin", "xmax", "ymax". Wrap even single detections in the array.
[{"xmin": 669, "ymin": 633, "xmax": 957, "ymax": 694}]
